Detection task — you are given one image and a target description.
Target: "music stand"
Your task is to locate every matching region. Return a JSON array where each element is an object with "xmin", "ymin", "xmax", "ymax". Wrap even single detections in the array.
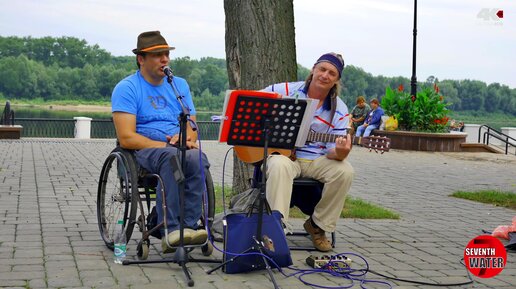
[{"xmin": 208, "ymin": 90, "xmax": 317, "ymax": 288}]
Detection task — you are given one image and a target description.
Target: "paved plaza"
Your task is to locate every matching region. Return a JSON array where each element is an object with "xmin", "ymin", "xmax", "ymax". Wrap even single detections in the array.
[{"xmin": 0, "ymin": 138, "xmax": 515, "ymax": 289}]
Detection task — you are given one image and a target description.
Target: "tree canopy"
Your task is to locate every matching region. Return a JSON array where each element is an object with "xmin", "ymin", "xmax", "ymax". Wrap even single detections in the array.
[{"xmin": 0, "ymin": 35, "xmax": 514, "ymax": 115}]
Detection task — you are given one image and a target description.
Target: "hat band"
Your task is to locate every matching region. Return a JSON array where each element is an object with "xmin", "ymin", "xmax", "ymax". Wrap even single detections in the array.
[{"xmin": 140, "ymin": 44, "xmax": 170, "ymax": 52}]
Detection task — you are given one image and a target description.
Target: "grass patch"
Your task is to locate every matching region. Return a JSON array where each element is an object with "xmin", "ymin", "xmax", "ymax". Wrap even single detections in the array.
[
  {"xmin": 340, "ymin": 197, "xmax": 400, "ymax": 219},
  {"xmin": 214, "ymin": 184, "xmax": 233, "ymax": 214},
  {"xmin": 450, "ymin": 190, "xmax": 516, "ymax": 209},
  {"xmin": 286, "ymin": 197, "xmax": 399, "ymax": 219},
  {"xmin": 214, "ymin": 185, "xmax": 399, "ymax": 219}
]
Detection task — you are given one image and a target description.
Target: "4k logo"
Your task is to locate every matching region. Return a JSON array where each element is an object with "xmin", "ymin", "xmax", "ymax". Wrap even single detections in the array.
[{"xmin": 477, "ymin": 8, "xmax": 503, "ymax": 21}]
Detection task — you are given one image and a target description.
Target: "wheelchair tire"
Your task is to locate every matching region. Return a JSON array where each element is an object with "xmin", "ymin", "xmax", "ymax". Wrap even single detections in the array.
[
  {"xmin": 97, "ymin": 147, "xmax": 139, "ymax": 250},
  {"xmin": 137, "ymin": 239, "xmax": 150, "ymax": 260},
  {"xmin": 201, "ymin": 242, "xmax": 213, "ymax": 256},
  {"xmin": 202, "ymin": 168, "xmax": 216, "ymax": 230}
]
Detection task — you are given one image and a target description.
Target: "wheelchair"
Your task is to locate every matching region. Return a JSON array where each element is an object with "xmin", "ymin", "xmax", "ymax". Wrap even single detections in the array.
[{"xmin": 96, "ymin": 146, "xmax": 215, "ymax": 260}]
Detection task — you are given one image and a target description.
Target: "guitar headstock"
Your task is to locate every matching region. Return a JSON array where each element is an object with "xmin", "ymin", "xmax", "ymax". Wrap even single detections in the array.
[{"xmin": 360, "ymin": 135, "xmax": 391, "ymax": 153}]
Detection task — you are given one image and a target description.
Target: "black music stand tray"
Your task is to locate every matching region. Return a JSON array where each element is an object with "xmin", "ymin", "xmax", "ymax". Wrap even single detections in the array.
[{"xmin": 208, "ymin": 90, "xmax": 317, "ymax": 288}]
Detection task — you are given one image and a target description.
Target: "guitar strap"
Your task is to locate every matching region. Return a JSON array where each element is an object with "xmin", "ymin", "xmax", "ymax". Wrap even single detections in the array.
[
  {"xmin": 291, "ymin": 85, "xmax": 337, "ymax": 160},
  {"xmin": 291, "ymin": 96, "xmax": 336, "ymax": 161},
  {"xmin": 326, "ymin": 96, "xmax": 337, "ymax": 133}
]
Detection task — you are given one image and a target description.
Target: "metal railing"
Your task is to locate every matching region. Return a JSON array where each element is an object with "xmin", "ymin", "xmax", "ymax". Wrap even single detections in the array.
[
  {"xmin": 195, "ymin": 121, "xmax": 220, "ymax": 141},
  {"xmin": 91, "ymin": 119, "xmax": 116, "ymax": 138},
  {"xmin": 14, "ymin": 118, "xmax": 221, "ymax": 140},
  {"xmin": 16, "ymin": 118, "xmax": 75, "ymax": 137},
  {"xmin": 478, "ymin": 125, "xmax": 516, "ymax": 155}
]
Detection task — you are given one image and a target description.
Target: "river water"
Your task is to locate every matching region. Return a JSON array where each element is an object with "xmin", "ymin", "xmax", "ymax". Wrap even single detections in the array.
[{"xmin": 12, "ymin": 106, "xmax": 218, "ymax": 121}]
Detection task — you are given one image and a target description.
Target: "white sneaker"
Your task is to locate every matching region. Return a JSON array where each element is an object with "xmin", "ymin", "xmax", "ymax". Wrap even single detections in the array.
[
  {"xmin": 162, "ymin": 230, "xmax": 193, "ymax": 253},
  {"xmin": 184, "ymin": 228, "xmax": 208, "ymax": 245}
]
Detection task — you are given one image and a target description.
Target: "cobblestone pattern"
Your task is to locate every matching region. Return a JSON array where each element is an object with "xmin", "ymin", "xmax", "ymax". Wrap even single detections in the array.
[{"xmin": 0, "ymin": 139, "xmax": 515, "ymax": 289}]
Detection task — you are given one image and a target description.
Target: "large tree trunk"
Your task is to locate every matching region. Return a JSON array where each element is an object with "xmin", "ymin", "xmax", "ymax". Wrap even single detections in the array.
[{"xmin": 224, "ymin": 0, "xmax": 297, "ymax": 195}]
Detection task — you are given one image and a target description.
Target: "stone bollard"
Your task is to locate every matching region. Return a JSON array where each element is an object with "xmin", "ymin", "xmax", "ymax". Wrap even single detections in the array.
[
  {"xmin": 501, "ymin": 127, "xmax": 516, "ymax": 144},
  {"xmin": 74, "ymin": 117, "xmax": 92, "ymax": 139},
  {"xmin": 463, "ymin": 124, "xmax": 480, "ymax": 143}
]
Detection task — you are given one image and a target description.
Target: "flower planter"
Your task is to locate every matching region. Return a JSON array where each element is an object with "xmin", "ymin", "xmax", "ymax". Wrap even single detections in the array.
[{"xmin": 372, "ymin": 130, "xmax": 466, "ymax": 152}]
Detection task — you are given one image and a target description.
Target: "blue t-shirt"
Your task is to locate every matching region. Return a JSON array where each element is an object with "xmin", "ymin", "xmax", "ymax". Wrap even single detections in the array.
[
  {"xmin": 262, "ymin": 81, "xmax": 349, "ymax": 160},
  {"xmin": 111, "ymin": 71, "xmax": 196, "ymax": 142}
]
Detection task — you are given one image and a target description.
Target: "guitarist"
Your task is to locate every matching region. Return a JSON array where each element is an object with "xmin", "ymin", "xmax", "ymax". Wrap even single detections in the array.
[{"xmin": 262, "ymin": 53, "xmax": 354, "ymax": 252}]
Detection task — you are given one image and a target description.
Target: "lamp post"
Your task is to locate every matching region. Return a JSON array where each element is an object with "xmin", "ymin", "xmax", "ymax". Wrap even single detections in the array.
[{"xmin": 410, "ymin": 0, "xmax": 418, "ymax": 100}]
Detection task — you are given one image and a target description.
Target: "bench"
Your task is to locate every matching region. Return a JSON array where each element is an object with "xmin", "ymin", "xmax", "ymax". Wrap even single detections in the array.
[{"xmin": 0, "ymin": 125, "xmax": 23, "ymax": 139}]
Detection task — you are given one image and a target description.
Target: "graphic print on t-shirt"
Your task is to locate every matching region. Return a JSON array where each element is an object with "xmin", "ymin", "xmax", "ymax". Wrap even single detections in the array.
[{"xmin": 148, "ymin": 95, "xmax": 167, "ymax": 109}]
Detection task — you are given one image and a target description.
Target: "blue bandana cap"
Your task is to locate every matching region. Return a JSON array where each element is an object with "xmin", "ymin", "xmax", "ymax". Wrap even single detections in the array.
[{"xmin": 315, "ymin": 53, "xmax": 345, "ymax": 78}]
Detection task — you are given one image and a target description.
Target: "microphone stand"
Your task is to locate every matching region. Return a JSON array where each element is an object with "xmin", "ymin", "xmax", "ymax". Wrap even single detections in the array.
[
  {"xmin": 165, "ymin": 74, "xmax": 220, "ymax": 285},
  {"xmin": 166, "ymin": 73, "xmax": 191, "ymax": 279}
]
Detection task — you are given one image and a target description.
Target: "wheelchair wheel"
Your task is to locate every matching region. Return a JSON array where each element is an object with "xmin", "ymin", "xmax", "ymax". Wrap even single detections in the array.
[
  {"xmin": 198, "ymin": 169, "xmax": 215, "ymax": 256},
  {"xmin": 201, "ymin": 242, "xmax": 213, "ymax": 256},
  {"xmin": 137, "ymin": 239, "xmax": 150, "ymax": 260},
  {"xmin": 202, "ymin": 169, "xmax": 216, "ymax": 230},
  {"xmin": 97, "ymin": 147, "xmax": 138, "ymax": 250}
]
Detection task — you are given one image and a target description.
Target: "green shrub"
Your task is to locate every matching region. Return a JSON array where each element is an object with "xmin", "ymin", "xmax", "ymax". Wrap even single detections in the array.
[{"xmin": 381, "ymin": 84, "xmax": 451, "ymax": 132}]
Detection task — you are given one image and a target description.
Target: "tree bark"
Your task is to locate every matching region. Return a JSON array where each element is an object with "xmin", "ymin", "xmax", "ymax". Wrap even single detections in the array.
[{"xmin": 224, "ymin": 0, "xmax": 297, "ymax": 195}]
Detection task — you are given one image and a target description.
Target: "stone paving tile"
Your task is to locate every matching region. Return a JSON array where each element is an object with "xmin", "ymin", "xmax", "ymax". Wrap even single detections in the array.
[
  {"xmin": 1, "ymin": 279, "xmax": 31, "ymax": 288},
  {"xmin": 0, "ymin": 270, "xmax": 46, "ymax": 280},
  {"xmin": 0, "ymin": 139, "xmax": 515, "ymax": 289}
]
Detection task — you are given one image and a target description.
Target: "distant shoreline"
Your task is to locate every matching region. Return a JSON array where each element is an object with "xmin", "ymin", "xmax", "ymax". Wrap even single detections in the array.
[
  {"xmin": 11, "ymin": 103, "xmax": 221, "ymax": 114},
  {"xmin": 12, "ymin": 103, "xmax": 111, "ymax": 113}
]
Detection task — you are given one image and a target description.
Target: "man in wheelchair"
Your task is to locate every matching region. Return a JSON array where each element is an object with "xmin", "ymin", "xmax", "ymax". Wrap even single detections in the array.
[{"xmin": 111, "ymin": 31, "xmax": 209, "ymax": 253}]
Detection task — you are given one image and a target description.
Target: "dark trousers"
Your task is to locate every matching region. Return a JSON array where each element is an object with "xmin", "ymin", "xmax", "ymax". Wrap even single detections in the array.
[{"xmin": 135, "ymin": 147, "xmax": 210, "ymax": 235}]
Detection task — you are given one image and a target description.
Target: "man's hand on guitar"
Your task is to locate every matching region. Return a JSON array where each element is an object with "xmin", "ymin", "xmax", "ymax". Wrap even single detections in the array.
[{"xmin": 327, "ymin": 134, "xmax": 352, "ymax": 161}]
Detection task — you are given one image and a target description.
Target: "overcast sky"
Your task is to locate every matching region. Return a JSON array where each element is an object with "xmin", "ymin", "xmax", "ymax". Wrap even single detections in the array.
[{"xmin": 1, "ymin": 0, "xmax": 515, "ymax": 88}]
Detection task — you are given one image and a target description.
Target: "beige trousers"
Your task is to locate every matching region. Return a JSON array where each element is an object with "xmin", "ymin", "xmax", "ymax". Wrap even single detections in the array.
[{"xmin": 265, "ymin": 155, "xmax": 354, "ymax": 232}]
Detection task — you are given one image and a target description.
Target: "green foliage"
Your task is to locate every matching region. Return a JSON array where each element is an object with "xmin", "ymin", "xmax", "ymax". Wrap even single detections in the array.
[
  {"xmin": 381, "ymin": 84, "xmax": 451, "ymax": 132},
  {"xmin": 0, "ymin": 36, "xmax": 111, "ymax": 68},
  {"xmin": 450, "ymin": 190, "xmax": 516, "ymax": 210},
  {"xmin": 1, "ymin": 36, "xmax": 515, "ymax": 116},
  {"xmin": 0, "ymin": 36, "xmax": 231, "ymax": 107},
  {"xmin": 297, "ymin": 64, "xmax": 310, "ymax": 81}
]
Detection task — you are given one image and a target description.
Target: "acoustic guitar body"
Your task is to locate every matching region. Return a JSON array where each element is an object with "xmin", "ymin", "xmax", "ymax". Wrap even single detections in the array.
[{"xmin": 234, "ymin": 146, "xmax": 292, "ymax": 164}]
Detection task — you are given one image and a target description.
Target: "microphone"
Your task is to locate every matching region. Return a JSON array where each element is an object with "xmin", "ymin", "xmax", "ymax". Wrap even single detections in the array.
[{"xmin": 162, "ymin": 66, "xmax": 174, "ymax": 79}]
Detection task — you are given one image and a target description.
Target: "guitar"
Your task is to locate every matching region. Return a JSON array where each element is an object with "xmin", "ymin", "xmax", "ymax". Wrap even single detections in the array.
[{"xmin": 234, "ymin": 131, "xmax": 391, "ymax": 164}]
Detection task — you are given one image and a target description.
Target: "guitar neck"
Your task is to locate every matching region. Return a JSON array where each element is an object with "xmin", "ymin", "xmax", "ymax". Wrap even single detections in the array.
[
  {"xmin": 306, "ymin": 131, "xmax": 347, "ymax": 143},
  {"xmin": 234, "ymin": 133, "xmax": 391, "ymax": 163}
]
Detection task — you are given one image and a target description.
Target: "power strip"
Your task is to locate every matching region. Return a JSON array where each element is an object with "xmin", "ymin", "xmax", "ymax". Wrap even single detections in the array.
[{"xmin": 306, "ymin": 254, "xmax": 352, "ymax": 269}]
